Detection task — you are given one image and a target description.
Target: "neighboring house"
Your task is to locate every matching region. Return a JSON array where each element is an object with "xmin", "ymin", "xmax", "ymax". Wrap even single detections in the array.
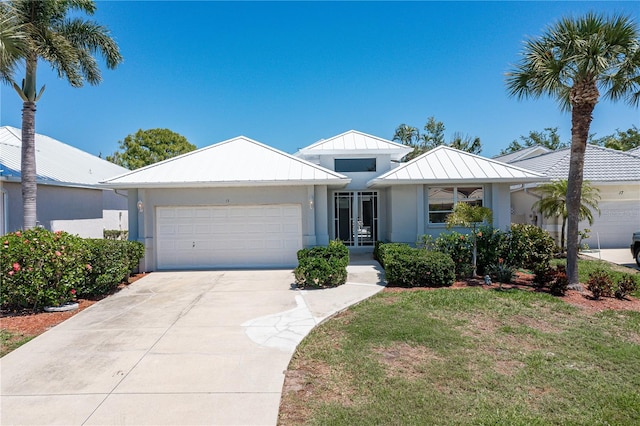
[
  {"xmin": 102, "ymin": 130, "xmax": 545, "ymax": 271},
  {"xmin": 504, "ymin": 144, "xmax": 640, "ymax": 249},
  {"xmin": 492, "ymin": 145, "xmax": 552, "ymax": 163},
  {"xmin": 0, "ymin": 126, "xmax": 128, "ymax": 237},
  {"xmin": 628, "ymin": 146, "xmax": 640, "ymax": 156}
]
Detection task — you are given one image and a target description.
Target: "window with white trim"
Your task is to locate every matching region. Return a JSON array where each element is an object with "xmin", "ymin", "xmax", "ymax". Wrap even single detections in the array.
[{"xmin": 427, "ymin": 186, "xmax": 483, "ymax": 224}]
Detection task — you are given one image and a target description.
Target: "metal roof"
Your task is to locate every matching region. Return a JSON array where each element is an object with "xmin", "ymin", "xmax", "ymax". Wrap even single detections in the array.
[
  {"xmin": 367, "ymin": 145, "xmax": 547, "ymax": 187},
  {"xmin": 0, "ymin": 126, "xmax": 128, "ymax": 187},
  {"xmin": 296, "ymin": 130, "xmax": 412, "ymax": 161},
  {"xmin": 511, "ymin": 144, "xmax": 640, "ymax": 182},
  {"xmin": 102, "ymin": 136, "xmax": 351, "ymax": 188},
  {"xmin": 492, "ymin": 145, "xmax": 552, "ymax": 163},
  {"xmin": 628, "ymin": 146, "xmax": 640, "ymax": 156}
]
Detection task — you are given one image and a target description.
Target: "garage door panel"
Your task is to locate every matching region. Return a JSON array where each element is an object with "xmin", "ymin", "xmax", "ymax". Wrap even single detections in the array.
[
  {"xmin": 583, "ymin": 201, "xmax": 639, "ymax": 248},
  {"xmin": 156, "ymin": 204, "xmax": 302, "ymax": 269}
]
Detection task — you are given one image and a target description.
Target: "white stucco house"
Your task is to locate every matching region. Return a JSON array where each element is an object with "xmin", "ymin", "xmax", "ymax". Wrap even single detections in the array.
[
  {"xmin": 501, "ymin": 145, "xmax": 640, "ymax": 249},
  {"xmin": 102, "ymin": 130, "xmax": 545, "ymax": 271},
  {"xmin": 0, "ymin": 126, "xmax": 129, "ymax": 237}
]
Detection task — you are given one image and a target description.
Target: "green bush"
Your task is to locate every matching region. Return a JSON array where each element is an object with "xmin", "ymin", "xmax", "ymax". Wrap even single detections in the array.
[
  {"xmin": 433, "ymin": 232, "xmax": 473, "ymax": 278},
  {"xmin": 505, "ymin": 224, "xmax": 557, "ymax": 271},
  {"xmin": 475, "ymin": 227, "xmax": 508, "ymax": 275},
  {"xmin": 1, "ymin": 229, "xmax": 88, "ymax": 310},
  {"xmin": 103, "ymin": 229, "xmax": 128, "ymax": 240},
  {"xmin": 294, "ymin": 240, "xmax": 349, "ymax": 289},
  {"xmin": 80, "ymin": 239, "xmax": 145, "ymax": 297},
  {"xmin": 548, "ymin": 265, "xmax": 569, "ymax": 296},
  {"xmin": 383, "ymin": 246, "xmax": 455, "ymax": 288},
  {"xmin": 486, "ymin": 259, "xmax": 515, "ymax": 284},
  {"xmin": 375, "ymin": 243, "xmax": 414, "ymax": 268}
]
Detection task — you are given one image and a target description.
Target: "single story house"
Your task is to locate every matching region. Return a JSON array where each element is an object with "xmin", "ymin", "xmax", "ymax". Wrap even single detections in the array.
[
  {"xmin": 0, "ymin": 126, "xmax": 129, "ymax": 237},
  {"xmin": 500, "ymin": 145, "xmax": 640, "ymax": 249},
  {"xmin": 102, "ymin": 130, "xmax": 545, "ymax": 271}
]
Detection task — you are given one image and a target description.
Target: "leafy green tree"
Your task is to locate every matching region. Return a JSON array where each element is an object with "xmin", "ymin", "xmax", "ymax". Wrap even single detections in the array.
[
  {"xmin": 446, "ymin": 203, "xmax": 493, "ymax": 277},
  {"xmin": 3, "ymin": 0, "xmax": 122, "ymax": 230},
  {"xmin": 591, "ymin": 125, "xmax": 640, "ymax": 151},
  {"xmin": 394, "ymin": 116, "xmax": 482, "ymax": 160},
  {"xmin": 107, "ymin": 129, "xmax": 197, "ymax": 169},
  {"xmin": 532, "ymin": 180, "xmax": 601, "ymax": 253},
  {"xmin": 501, "ymin": 127, "xmax": 567, "ymax": 154},
  {"xmin": 506, "ymin": 13, "xmax": 640, "ymax": 287}
]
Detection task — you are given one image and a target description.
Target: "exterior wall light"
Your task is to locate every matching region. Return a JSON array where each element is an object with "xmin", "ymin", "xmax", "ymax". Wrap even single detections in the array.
[{"xmin": 137, "ymin": 201, "xmax": 144, "ymax": 213}]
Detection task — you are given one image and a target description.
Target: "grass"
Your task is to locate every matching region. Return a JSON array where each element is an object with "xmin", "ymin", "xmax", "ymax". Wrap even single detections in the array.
[
  {"xmin": 280, "ymin": 287, "xmax": 640, "ymax": 425},
  {"xmin": 551, "ymin": 257, "xmax": 640, "ymax": 297},
  {"xmin": 0, "ymin": 330, "xmax": 34, "ymax": 357}
]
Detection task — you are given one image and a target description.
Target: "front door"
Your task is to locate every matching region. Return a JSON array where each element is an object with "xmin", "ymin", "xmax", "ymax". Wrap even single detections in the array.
[{"xmin": 333, "ymin": 191, "xmax": 378, "ymax": 246}]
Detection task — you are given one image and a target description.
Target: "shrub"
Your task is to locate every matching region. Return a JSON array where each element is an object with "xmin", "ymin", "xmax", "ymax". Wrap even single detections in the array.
[
  {"xmin": 80, "ymin": 239, "xmax": 145, "ymax": 297},
  {"xmin": 103, "ymin": 229, "xmax": 128, "ymax": 240},
  {"xmin": 384, "ymin": 247, "xmax": 455, "ymax": 288},
  {"xmin": 586, "ymin": 269, "xmax": 615, "ymax": 300},
  {"xmin": 294, "ymin": 240, "xmax": 349, "ymax": 289},
  {"xmin": 476, "ymin": 227, "xmax": 508, "ymax": 275},
  {"xmin": 433, "ymin": 232, "xmax": 473, "ymax": 278},
  {"xmin": 532, "ymin": 263, "xmax": 554, "ymax": 289},
  {"xmin": 506, "ymin": 224, "xmax": 557, "ymax": 271},
  {"xmin": 375, "ymin": 243, "xmax": 414, "ymax": 268},
  {"xmin": 486, "ymin": 259, "xmax": 515, "ymax": 284},
  {"xmin": 615, "ymin": 275, "xmax": 638, "ymax": 300},
  {"xmin": 548, "ymin": 265, "xmax": 569, "ymax": 296},
  {"xmin": 1, "ymin": 229, "xmax": 88, "ymax": 310}
]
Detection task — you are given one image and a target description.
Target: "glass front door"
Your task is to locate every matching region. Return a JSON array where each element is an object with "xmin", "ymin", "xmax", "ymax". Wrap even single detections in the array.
[{"xmin": 334, "ymin": 191, "xmax": 378, "ymax": 246}]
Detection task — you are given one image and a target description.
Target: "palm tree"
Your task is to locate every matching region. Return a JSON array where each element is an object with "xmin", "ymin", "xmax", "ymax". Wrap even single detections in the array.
[
  {"xmin": 532, "ymin": 180, "xmax": 601, "ymax": 251},
  {"xmin": 0, "ymin": 3, "xmax": 25, "ymax": 83},
  {"xmin": 506, "ymin": 13, "xmax": 640, "ymax": 287},
  {"xmin": 4, "ymin": 0, "xmax": 122, "ymax": 229}
]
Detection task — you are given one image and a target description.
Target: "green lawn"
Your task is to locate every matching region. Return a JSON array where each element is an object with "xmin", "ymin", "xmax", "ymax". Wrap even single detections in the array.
[
  {"xmin": 280, "ymin": 285, "xmax": 640, "ymax": 424},
  {"xmin": 0, "ymin": 330, "xmax": 34, "ymax": 357}
]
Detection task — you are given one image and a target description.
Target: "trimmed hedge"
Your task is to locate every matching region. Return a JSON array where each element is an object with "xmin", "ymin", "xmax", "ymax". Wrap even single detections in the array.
[
  {"xmin": 381, "ymin": 243, "xmax": 455, "ymax": 288},
  {"xmin": 294, "ymin": 240, "xmax": 349, "ymax": 288},
  {"xmin": 80, "ymin": 239, "xmax": 145, "ymax": 297},
  {"xmin": 1, "ymin": 229, "xmax": 145, "ymax": 311}
]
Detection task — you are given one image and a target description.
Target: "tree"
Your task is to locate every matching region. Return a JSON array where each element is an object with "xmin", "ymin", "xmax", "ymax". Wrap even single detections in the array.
[
  {"xmin": 393, "ymin": 116, "xmax": 482, "ymax": 160},
  {"xmin": 532, "ymin": 180, "xmax": 601, "ymax": 252},
  {"xmin": 3, "ymin": 0, "xmax": 122, "ymax": 230},
  {"xmin": 0, "ymin": 3, "xmax": 25, "ymax": 84},
  {"xmin": 506, "ymin": 13, "xmax": 640, "ymax": 288},
  {"xmin": 591, "ymin": 125, "xmax": 640, "ymax": 151},
  {"xmin": 500, "ymin": 127, "xmax": 568, "ymax": 155},
  {"xmin": 107, "ymin": 129, "xmax": 197, "ymax": 169},
  {"xmin": 446, "ymin": 202, "xmax": 493, "ymax": 277}
]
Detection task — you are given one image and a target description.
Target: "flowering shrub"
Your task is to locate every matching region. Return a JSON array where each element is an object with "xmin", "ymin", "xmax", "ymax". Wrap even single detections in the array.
[{"xmin": 1, "ymin": 228, "xmax": 88, "ymax": 310}]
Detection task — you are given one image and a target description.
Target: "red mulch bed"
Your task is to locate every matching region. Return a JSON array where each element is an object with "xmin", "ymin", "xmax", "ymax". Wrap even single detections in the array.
[
  {"xmin": 0, "ymin": 273, "xmax": 147, "ymax": 336},
  {"xmin": 383, "ymin": 271, "xmax": 640, "ymax": 314}
]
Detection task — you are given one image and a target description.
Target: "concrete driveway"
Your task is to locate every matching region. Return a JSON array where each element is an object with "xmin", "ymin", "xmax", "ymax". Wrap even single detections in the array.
[
  {"xmin": 582, "ymin": 248, "xmax": 639, "ymax": 271},
  {"xmin": 1, "ymin": 263, "xmax": 385, "ymax": 425}
]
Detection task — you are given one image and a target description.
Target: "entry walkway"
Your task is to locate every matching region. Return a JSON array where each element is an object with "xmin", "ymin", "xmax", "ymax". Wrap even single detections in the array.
[{"xmin": 1, "ymin": 257, "xmax": 385, "ymax": 425}]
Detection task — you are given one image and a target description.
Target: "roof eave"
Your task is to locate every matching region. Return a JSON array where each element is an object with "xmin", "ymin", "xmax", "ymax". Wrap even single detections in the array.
[
  {"xmin": 100, "ymin": 178, "xmax": 352, "ymax": 189},
  {"xmin": 367, "ymin": 176, "xmax": 549, "ymax": 188}
]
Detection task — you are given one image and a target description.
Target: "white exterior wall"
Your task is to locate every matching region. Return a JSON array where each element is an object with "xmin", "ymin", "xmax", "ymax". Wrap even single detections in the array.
[
  {"xmin": 316, "ymin": 153, "xmax": 394, "ymax": 190},
  {"xmin": 511, "ymin": 182, "xmax": 640, "ymax": 249},
  {"xmin": 134, "ymin": 186, "xmax": 318, "ymax": 271},
  {"xmin": 2, "ymin": 181, "xmax": 127, "ymax": 237}
]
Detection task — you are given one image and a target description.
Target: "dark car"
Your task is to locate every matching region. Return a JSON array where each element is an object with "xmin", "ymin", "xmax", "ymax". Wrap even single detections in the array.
[{"xmin": 632, "ymin": 231, "xmax": 640, "ymax": 267}]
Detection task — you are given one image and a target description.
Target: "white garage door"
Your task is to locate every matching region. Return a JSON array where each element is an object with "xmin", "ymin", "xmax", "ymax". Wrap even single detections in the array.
[
  {"xmin": 583, "ymin": 201, "xmax": 639, "ymax": 249},
  {"xmin": 156, "ymin": 204, "xmax": 302, "ymax": 269}
]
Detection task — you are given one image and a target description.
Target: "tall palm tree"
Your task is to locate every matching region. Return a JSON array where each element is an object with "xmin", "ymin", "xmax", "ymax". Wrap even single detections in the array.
[
  {"xmin": 4, "ymin": 0, "xmax": 122, "ymax": 229},
  {"xmin": 506, "ymin": 13, "xmax": 640, "ymax": 287},
  {"xmin": 532, "ymin": 180, "xmax": 601, "ymax": 251}
]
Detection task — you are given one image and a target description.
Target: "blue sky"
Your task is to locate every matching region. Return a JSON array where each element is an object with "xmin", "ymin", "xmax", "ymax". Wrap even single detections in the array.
[{"xmin": 1, "ymin": 1, "xmax": 638, "ymax": 160}]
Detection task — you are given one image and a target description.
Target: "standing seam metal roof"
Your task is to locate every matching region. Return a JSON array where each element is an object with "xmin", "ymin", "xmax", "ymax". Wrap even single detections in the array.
[
  {"xmin": 367, "ymin": 145, "xmax": 546, "ymax": 186},
  {"xmin": 0, "ymin": 126, "xmax": 128, "ymax": 186}
]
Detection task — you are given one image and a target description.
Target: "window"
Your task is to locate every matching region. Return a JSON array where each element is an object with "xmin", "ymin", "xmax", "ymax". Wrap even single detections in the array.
[
  {"xmin": 428, "ymin": 186, "xmax": 483, "ymax": 224},
  {"xmin": 334, "ymin": 158, "xmax": 376, "ymax": 172}
]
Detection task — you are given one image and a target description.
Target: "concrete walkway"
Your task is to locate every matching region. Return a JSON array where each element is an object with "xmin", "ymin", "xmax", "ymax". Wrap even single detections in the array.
[{"xmin": 1, "ymin": 257, "xmax": 385, "ymax": 425}]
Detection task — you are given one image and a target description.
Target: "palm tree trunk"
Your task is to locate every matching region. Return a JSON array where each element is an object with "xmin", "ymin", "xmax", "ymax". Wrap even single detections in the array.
[
  {"xmin": 560, "ymin": 217, "xmax": 566, "ymax": 252},
  {"xmin": 21, "ymin": 100, "xmax": 37, "ymax": 229},
  {"xmin": 566, "ymin": 81, "xmax": 598, "ymax": 289}
]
